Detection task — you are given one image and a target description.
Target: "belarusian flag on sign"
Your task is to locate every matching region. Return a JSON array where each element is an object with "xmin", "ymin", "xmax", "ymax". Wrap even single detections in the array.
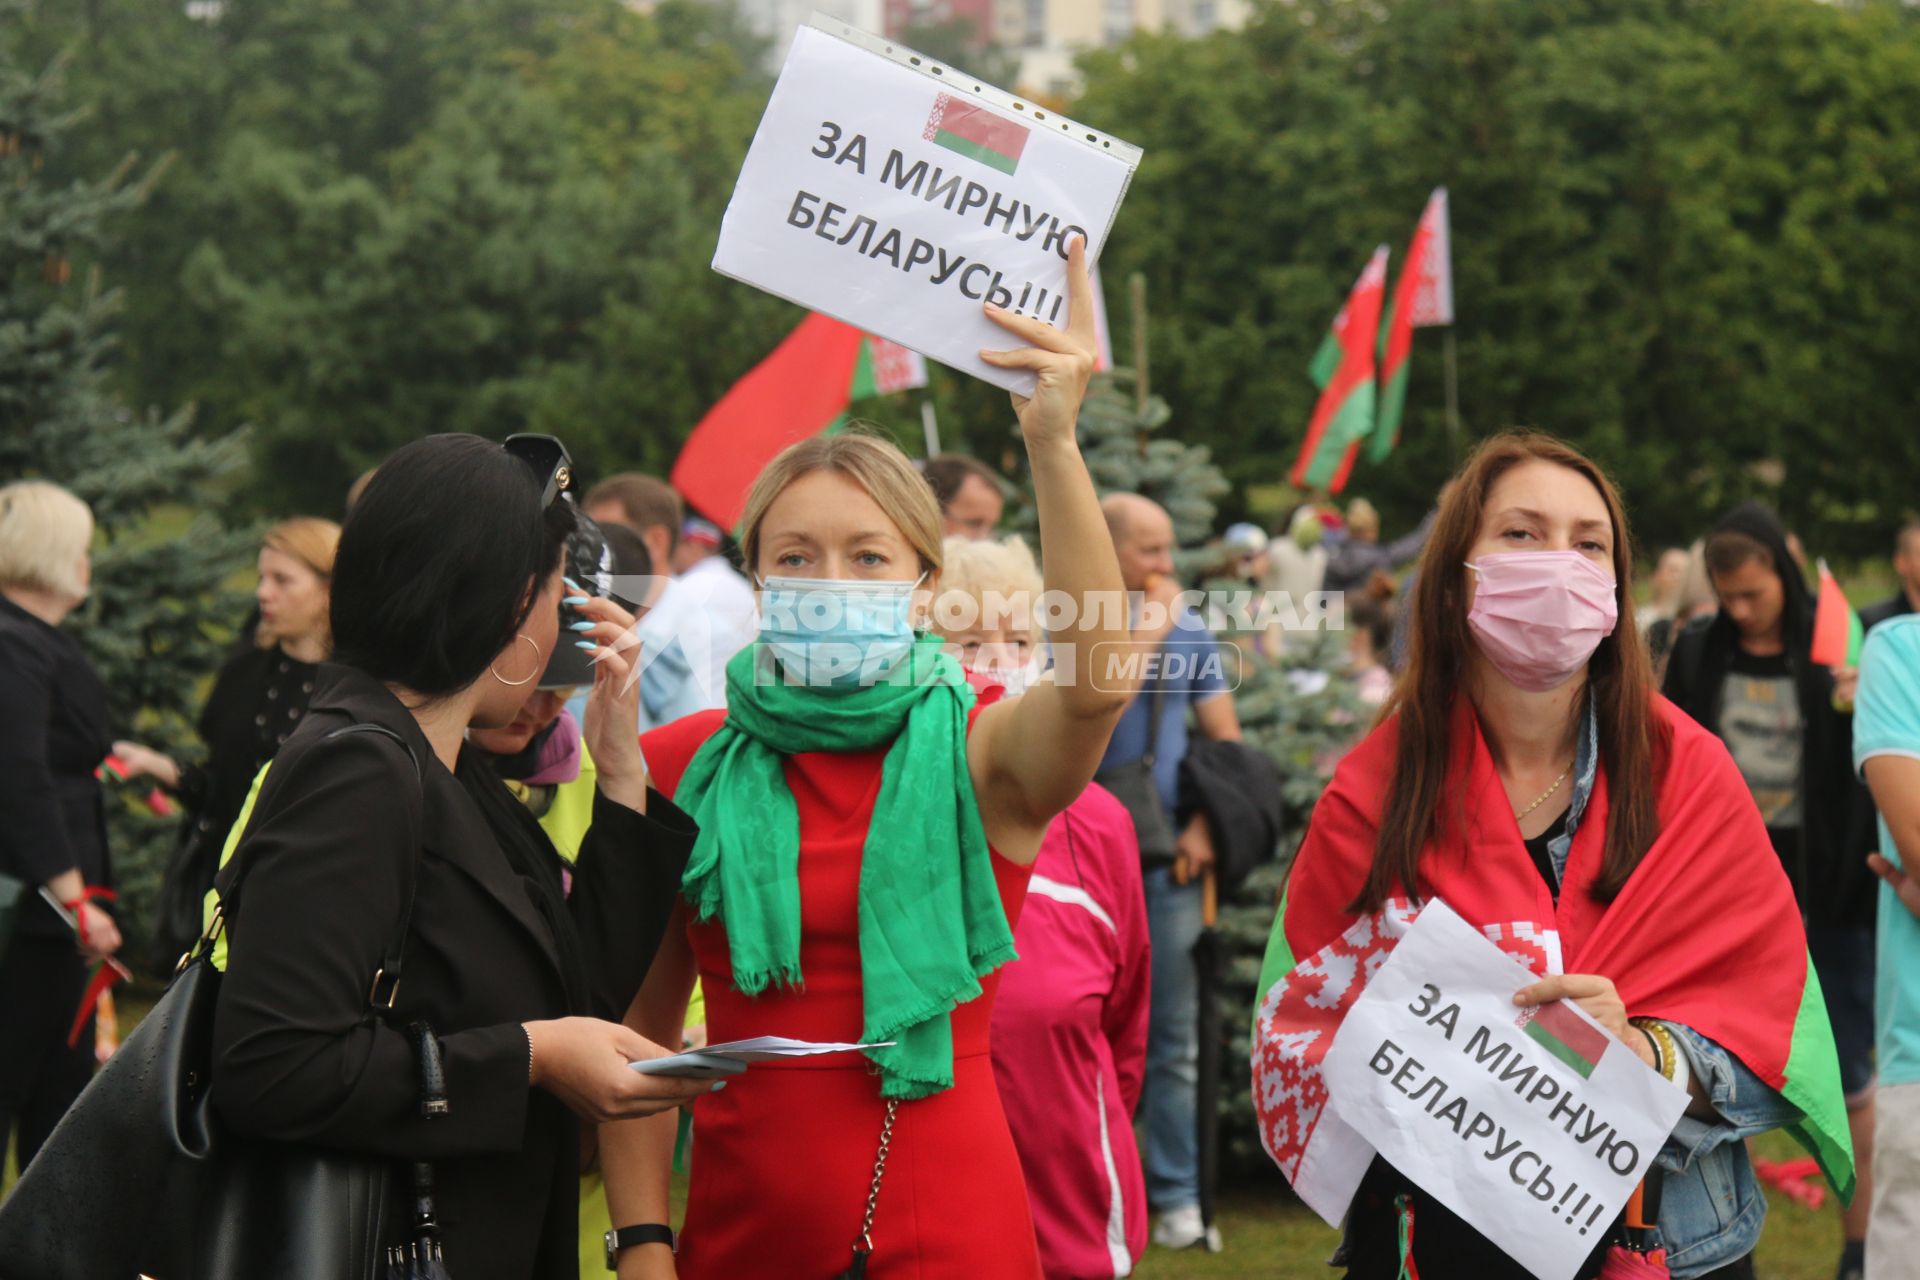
[
  {"xmin": 1812, "ymin": 559, "xmax": 1865, "ymax": 667},
  {"xmin": 1372, "ymin": 188, "xmax": 1453, "ymax": 463},
  {"xmin": 1290, "ymin": 246, "xmax": 1389, "ymax": 493},
  {"xmin": 671, "ymin": 317, "xmax": 928, "ymax": 529}
]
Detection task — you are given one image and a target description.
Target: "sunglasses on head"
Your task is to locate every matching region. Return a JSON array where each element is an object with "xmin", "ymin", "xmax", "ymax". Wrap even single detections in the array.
[{"xmin": 503, "ymin": 433, "xmax": 573, "ymax": 509}]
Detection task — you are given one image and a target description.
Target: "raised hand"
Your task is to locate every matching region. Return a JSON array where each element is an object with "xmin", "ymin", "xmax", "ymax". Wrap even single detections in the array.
[
  {"xmin": 574, "ymin": 591, "xmax": 650, "ymax": 813},
  {"xmin": 978, "ymin": 236, "xmax": 1098, "ymax": 452}
]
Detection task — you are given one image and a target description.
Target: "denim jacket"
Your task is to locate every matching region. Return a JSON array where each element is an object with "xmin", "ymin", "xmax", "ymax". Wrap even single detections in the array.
[{"xmin": 1545, "ymin": 706, "xmax": 1804, "ymax": 1277}]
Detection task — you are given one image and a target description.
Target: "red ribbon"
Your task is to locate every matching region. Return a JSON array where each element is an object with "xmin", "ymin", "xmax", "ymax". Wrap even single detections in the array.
[{"xmin": 66, "ymin": 962, "xmax": 122, "ymax": 1049}]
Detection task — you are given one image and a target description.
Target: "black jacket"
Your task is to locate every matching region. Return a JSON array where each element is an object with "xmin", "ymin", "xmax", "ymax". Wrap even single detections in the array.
[
  {"xmin": 210, "ymin": 665, "xmax": 695, "ymax": 1279},
  {"xmin": 1661, "ymin": 505, "xmax": 1876, "ymax": 929},
  {"xmin": 1179, "ymin": 737, "xmax": 1285, "ymax": 896},
  {"xmin": 176, "ymin": 643, "xmax": 323, "ymax": 864},
  {"xmin": 0, "ymin": 595, "xmax": 113, "ymax": 941}
]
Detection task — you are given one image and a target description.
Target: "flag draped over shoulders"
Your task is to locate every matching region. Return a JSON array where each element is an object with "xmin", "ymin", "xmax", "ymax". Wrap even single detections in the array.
[{"xmin": 1252, "ymin": 693, "xmax": 1853, "ymax": 1220}]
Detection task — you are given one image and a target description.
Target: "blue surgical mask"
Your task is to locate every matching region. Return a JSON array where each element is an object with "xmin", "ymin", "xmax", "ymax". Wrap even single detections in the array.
[{"xmin": 756, "ymin": 573, "xmax": 927, "ymax": 687}]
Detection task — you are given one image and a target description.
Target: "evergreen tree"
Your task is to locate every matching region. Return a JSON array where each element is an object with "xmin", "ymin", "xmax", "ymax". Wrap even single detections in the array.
[
  {"xmin": 0, "ymin": 45, "xmax": 251, "ymax": 971},
  {"xmin": 1013, "ymin": 366, "xmax": 1365, "ymax": 1177}
]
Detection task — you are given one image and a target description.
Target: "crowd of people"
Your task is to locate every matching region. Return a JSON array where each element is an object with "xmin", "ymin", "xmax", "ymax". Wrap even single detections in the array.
[{"xmin": 2, "ymin": 248, "xmax": 1918, "ymax": 1280}]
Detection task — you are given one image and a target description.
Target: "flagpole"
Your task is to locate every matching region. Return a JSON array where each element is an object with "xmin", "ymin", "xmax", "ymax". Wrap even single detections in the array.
[
  {"xmin": 1442, "ymin": 327, "xmax": 1462, "ymax": 455},
  {"xmin": 920, "ymin": 399, "xmax": 941, "ymax": 458},
  {"xmin": 1129, "ymin": 271, "xmax": 1150, "ymax": 413}
]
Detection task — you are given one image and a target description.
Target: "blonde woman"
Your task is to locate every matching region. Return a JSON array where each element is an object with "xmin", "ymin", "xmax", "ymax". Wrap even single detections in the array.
[
  {"xmin": 601, "ymin": 243, "xmax": 1128, "ymax": 1279},
  {"xmin": 115, "ymin": 518, "xmax": 341, "ymax": 963},
  {"xmin": 0, "ymin": 481, "xmax": 122, "ymax": 1169}
]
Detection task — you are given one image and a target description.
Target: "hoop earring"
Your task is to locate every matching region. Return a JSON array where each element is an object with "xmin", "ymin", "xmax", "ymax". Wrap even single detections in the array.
[{"xmin": 490, "ymin": 634, "xmax": 543, "ymax": 687}]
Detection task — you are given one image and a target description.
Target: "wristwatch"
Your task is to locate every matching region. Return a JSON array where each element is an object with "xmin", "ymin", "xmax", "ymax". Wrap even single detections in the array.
[{"xmin": 605, "ymin": 1224, "xmax": 676, "ymax": 1270}]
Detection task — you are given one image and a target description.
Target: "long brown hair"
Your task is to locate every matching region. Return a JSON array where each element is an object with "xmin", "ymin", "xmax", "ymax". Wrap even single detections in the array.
[{"xmin": 1348, "ymin": 432, "xmax": 1667, "ymax": 913}]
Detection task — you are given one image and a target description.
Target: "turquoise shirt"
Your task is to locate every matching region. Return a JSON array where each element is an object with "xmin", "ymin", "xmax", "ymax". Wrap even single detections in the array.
[{"xmin": 1854, "ymin": 615, "xmax": 1920, "ymax": 1087}]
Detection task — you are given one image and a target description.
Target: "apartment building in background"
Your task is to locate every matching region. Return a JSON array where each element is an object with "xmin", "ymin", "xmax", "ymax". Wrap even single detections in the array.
[
  {"xmin": 711, "ymin": 0, "xmax": 1246, "ymax": 95},
  {"xmin": 975, "ymin": 0, "xmax": 1251, "ymax": 97}
]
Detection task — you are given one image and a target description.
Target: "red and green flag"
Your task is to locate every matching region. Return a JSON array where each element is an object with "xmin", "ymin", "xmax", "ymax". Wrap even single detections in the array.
[
  {"xmin": 1252, "ymin": 697, "xmax": 1856, "ymax": 1229},
  {"xmin": 1290, "ymin": 246, "xmax": 1389, "ymax": 493},
  {"xmin": 671, "ymin": 317, "xmax": 929, "ymax": 530},
  {"xmin": 1812, "ymin": 559, "xmax": 1866, "ymax": 667},
  {"xmin": 924, "ymin": 93, "xmax": 1029, "ymax": 176},
  {"xmin": 1519, "ymin": 1001, "xmax": 1609, "ymax": 1080},
  {"xmin": 1372, "ymin": 187, "xmax": 1453, "ymax": 463}
]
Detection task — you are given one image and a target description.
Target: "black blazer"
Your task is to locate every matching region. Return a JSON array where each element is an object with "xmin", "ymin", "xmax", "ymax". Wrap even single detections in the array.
[
  {"xmin": 175, "ymin": 643, "xmax": 323, "ymax": 862},
  {"xmin": 0, "ymin": 595, "xmax": 113, "ymax": 940},
  {"xmin": 210, "ymin": 665, "xmax": 695, "ymax": 1279}
]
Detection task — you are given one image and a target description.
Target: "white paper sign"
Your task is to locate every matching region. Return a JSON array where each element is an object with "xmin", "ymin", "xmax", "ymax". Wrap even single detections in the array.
[
  {"xmin": 1321, "ymin": 901, "xmax": 1688, "ymax": 1280},
  {"xmin": 713, "ymin": 16, "xmax": 1141, "ymax": 393}
]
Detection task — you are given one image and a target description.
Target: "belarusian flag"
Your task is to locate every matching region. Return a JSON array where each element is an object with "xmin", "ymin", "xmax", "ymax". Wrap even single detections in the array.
[
  {"xmin": 1372, "ymin": 187, "xmax": 1453, "ymax": 463},
  {"xmin": 1812, "ymin": 559, "xmax": 1865, "ymax": 667},
  {"xmin": 671, "ymin": 317, "xmax": 927, "ymax": 529},
  {"xmin": 1253, "ymin": 698, "xmax": 1855, "ymax": 1227},
  {"xmin": 1289, "ymin": 246, "xmax": 1389, "ymax": 493}
]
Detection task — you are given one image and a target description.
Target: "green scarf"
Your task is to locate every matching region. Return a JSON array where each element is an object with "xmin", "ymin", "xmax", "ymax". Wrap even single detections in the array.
[{"xmin": 676, "ymin": 636, "xmax": 1017, "ymax": 1099}]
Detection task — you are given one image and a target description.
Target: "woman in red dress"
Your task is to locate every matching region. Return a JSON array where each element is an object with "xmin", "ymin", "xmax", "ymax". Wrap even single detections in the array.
[{"xmin": 600, "ymin": 242, "xmax": 1132, "ymax": 1280}]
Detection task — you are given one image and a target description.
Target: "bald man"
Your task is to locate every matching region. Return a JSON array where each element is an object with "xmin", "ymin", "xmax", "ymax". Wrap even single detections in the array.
[{"xmin": 1094, "ymin": 493, "xmax": 1240, "ymax": 1252}]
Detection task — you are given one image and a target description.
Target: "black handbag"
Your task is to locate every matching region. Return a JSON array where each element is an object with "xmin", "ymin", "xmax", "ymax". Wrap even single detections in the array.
[
  {"xmin": 0, "ymin": 868, "xmax": 24, "ymax": 959},
  {"xmin": 1093, "ymin": 674, "xmax": 1179, "ymax": 865},
  {"xmin": 149, "ymin": 812, "xmax": 224, "ymax": 975},
  {"xmin": 0, "ymin": 721, "xmax": 427, "ymax": 1280}
]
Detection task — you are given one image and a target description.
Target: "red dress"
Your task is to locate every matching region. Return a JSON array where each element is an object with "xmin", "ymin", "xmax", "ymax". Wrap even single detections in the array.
[{"xmin": 642, "ymin": 709, "xmax": 1044, "ymax": 1280}]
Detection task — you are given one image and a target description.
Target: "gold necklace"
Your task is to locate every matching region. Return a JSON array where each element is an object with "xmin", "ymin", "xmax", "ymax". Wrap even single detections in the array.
[{"xmin": 1514, "ymin": 765, "xmax": 1573, "ymax": 821}]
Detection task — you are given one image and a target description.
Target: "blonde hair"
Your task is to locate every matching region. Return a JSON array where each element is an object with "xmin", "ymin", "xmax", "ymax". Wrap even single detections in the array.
[
  {"xmin": 256, "ymin": 517, "xmax": 341, "ymax": 649},
  {"xmin": 1346, "ymin": 497, "xmax": 1380, "ymax": 536},
  {"xmin": 0, "ymin": 481, "xmax": 94, "ymax": 601},
  {"xmin": 739, "ymin": 430, "xmax": 944, "ymax": 579},
  {"xmin": 936, "ymin": 535, "xmax": 1044, "ymax": 634}
]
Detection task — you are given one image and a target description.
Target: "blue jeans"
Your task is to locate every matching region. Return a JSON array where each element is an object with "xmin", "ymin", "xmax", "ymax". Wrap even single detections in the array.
[{"xmin": 1142, "ymin": 866, "xmax": 1204, "ymax": 1209}]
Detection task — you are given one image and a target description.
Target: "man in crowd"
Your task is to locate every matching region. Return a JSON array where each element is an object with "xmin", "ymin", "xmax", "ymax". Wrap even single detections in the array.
[
  {"xmin": 923, "ymin": 453, "xmax": 1006, "ymax": 541},
  {"xmin": 1664, "ymin": 503, "xmax": 1877, "ymax": 1280},
  {"xmin": 670, "ymin": 516, "xmax": 756, "ymax": 668},
  {"xmin": 1096, "ymin": 492, "xmax": 1241, "ymax": 1253},
  {"xmin": 1854, "ymin": 611, "xmax": 1920, "ymax": 1280},
  {"xmin": 583, "ymin": 472, "xmax": 725, "ymax": 726},
  {"xmin": 1862, "ymin": 521, "xmax": 1920, "ymax": 633}
]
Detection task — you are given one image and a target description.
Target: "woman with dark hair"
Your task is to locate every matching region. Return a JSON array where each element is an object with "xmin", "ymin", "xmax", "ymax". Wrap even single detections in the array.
[
  {"xmin": 208, "ymin": 434, "xmax": 713, "ymax": 1279},
  {"xmin": 1252, "ymin": 433, "xmax": 1852, "ymax": 1279}
]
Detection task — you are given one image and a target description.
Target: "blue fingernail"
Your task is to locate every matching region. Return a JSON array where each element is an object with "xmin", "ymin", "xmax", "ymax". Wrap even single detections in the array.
[
  {"xmin": 712, "ymin": 1081, "xmax": 727, "ymax": 1092},
  {"xmin": 569, "ymin": 620, "xmax": 595, "ymax": 632},
  {"xmin": 563, "ymin": 595, "xmax": 589, "ymax": 606},
  {"xmin": 575, "ymin": 641, "xmax": 597, "ymax": 651},
  {"xmin": 564, "ymin": 576, "xmax": 583, "ymax": 591}
]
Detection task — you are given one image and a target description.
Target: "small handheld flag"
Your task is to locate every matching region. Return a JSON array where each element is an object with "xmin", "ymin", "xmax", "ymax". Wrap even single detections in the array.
[{"xmin": 1811, "ymin": 559, "xmax": 1865, "ymax": 668}]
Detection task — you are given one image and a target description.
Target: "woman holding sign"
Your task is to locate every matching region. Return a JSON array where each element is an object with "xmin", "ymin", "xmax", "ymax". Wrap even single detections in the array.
[
  {"xmin": 1253, "ymin": 434, "xmax": 1852, "ymax": 1280},
  {"xmin": 600, "ymin": 241, "xmax": 1126, "ymax": 1279}
]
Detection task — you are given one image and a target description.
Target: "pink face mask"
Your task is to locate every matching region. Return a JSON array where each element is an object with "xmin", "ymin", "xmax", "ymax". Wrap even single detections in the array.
[{"xmin": 1465, "ymin": 551, "xmax": 1619, "ymax": 692}]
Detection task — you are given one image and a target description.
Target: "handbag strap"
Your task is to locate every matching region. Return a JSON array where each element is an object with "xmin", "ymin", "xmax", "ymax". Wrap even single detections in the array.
[
  {"xmin": 206, "ymin": 719, "xmax": 426, "ymax": 1012},
  {"xmin": 837, "ymin": 1098, "xmax": 901, "ymax": 1278},
  {"xmin": 1141, "ymin": 645, "xmax": 1167, "ymax": 769}
]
